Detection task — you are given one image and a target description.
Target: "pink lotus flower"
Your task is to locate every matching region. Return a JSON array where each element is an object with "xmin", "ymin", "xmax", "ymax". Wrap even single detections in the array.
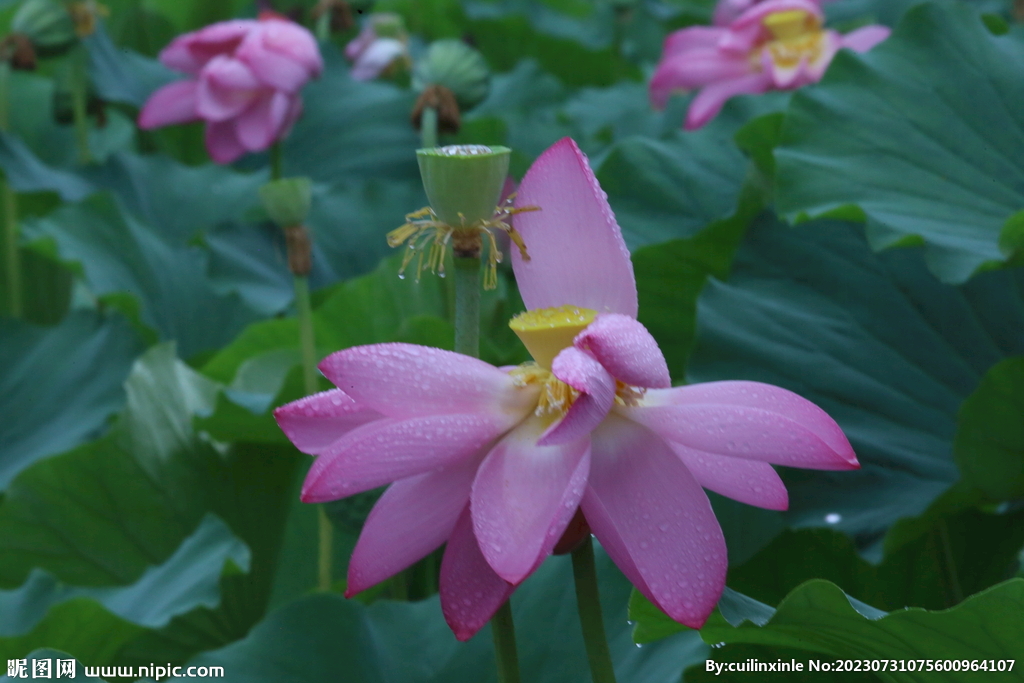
[
  {"xmin": 344, "ymin": 14, "xmax": 409, "ymax": 81},
  {"xmin": 274, "ymin": 138, "xmax": 857, "ymax": 639},
  {"xmin": 652, "ymin": 0, "xmax": 889, "ymax": 129},
  {"xmin": 138, "ymin": 13, "xmax": 323, "ymax": 164}
]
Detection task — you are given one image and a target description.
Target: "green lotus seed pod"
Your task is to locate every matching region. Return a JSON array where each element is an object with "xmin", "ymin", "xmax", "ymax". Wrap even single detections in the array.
[
  {"xmin": 259, "ymin": 177, "xmax": 313, "ymax": 228},
  {"xmin": 11, "ymin": 0, "xmax": 78, "ymax": 57},
  {"xmin": 416, "ymin": 145, "xmax": 510, "ymax": 228},
  {"xmin": 370, "ymin": 12, "xmax": 406, "ymax": 39},
  {"xmin": 413, "ymin": 39, "xmax": 490, "ymax": 110}
]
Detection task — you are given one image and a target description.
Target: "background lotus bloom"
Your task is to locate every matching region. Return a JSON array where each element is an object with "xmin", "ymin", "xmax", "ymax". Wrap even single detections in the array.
[
  {"xmin": 652, "ymin": 0, "xmax": 889, "ymax": 129},
  {"xmin": 712, "ymin": 0, "xmax": 832, "ymax": 25},
  {"xmin": 344, "ymin": 14, "xmax": 409, "ymax": 81},
  {"xmin": 274, "ymin": 138, "xmax": 857, "ymax": 640},
  {"xmin": 138, "ymin": 13, "xmax": 323, "ymax": 163}
]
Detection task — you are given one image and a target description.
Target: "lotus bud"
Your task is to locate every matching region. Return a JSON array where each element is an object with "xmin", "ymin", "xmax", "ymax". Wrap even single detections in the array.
[
  {"xmin": 412, "ymin": 39, "xmax": 490, "ymax": 110},
  {"xmin": 260, "ymin": 177, "xmax": 314, "ymax": 276},
  {"xmin": 11, "ymin": 0, "xmax": 78, "ymax": 58},
  {"xmin": 370, "ymin": 12, "xmax": 406, "ymax": 40}
]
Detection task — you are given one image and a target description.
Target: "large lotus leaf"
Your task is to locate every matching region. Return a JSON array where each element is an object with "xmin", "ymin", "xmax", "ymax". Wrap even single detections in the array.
[
  {"xmin": 0, "ymin": 344, "xmax": 300, "ymax": 666},
  {"xmin": 0, "ymin": 311, "xmax": 143, "ymax": 489},
  {"xmin": 282, "ymin": 47, "xmax": 420, "ymax": 184},
  {"xmin": 0, "ymin": 344, "xmax": 221, "ymax": 588},
  {"xmin": 0, "ymin": 134, "xmax": 95, "ymax": 201},
  {"xmin": 632, "ymin": 578, "xmax": 1024, "ymax": 680},
  {"xmin": 0, "ymin": 515, "xmax": 249, "ymax": 665},
  {"xmin": 823, "ymin": 0, "xmax": 1007, "ymax": 27},
  {"xmin": 775, "ymin": 2, "xmax": 1024, "ymax": 283},
  {"xmin": 0, "ymin": 137, "xmax": 267, "ymax": 246},
  {"xmin": 81, "ymin": 153, "xmax": 266, "ymax": 245},
  {"xmin": 728, "ymin": 501, "xmax": 1024, "ymax": 615},
  {"xmin": 170, "ymin": 548, "xmax": 707, "ymax": 683},
  {"xmin": 207, "ymin": 178, "xmax": 429, "ymax": 315},
  {"xmin": 0, "ymin": 515, "xmax": 247, "ymax": 638},
  {"xmin": 459, "ymin": 62, "xmax": 690, "ymax": 179},
  {"xmin": 688, "ymin": 216, "xmax": 1024, "ymax": 544},
  {"xmin": 0, "ymin": 73, "xmax": 135, "ymax": 169},
  {"xmin": 953, "ymin": 357, "xmax": 1024, "ymax": 501},
  {"xmin": 85, "ymin": 24, "xmax": 176, "ymax": 107},
  {"xmin": 20, "ymin": 193, "xmax": 260, "ymax": 359},
  {"xmin": 197, "ymin": 254, "xmax": 523, "ymax": 449}
]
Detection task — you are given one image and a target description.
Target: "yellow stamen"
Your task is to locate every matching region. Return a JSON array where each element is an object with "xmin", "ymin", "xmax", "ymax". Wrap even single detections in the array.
[
  {"xmin": 763, "ymin": 9, "xmax": 816, "ymax": 41},
  {"xmin": 509, "ymin": 305, "xmax": 597, "ymax": 371},
  {"xmin": 757, "ymin": 10, "xmax": 827, "ymax": 72},
  {"xmin": 509, "ymin": 363, "xmax": 647, "ymax": 423},
  {"xmin": 387, "ymin": 200, "xmax": 538, "ymax": 289}
]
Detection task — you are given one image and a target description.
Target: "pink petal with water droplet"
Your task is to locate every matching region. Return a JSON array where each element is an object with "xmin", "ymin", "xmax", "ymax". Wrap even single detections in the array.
[
  {"xmin": 472, "ymin": 416, "xmax": 590, "ymax": 584},
  {"xmin": 626, "ymin": 402, "xmax": 856, "ymax": 470},
  {"xmin": 584, "ymin": 416, "xmax": 726, "ymax": 629},
  {"xmin": 512, "ymin": 138, "xmax": 638, "ymax": 317},
  {"xmin": 575, "ymin": 314, "xmax": 670, "ymax": 388},
  {"xmin": 440, "ymin": 507, "xmax": 515, "ymax": 641},
  {"xmin": 273, "ymin": 389, "xmax": 383, "ymax": 455},
  {"xmin": 319, "ymin": 343, "xmax": 536, "ymax": 423},
  {"xmin": 539, "ymin": 346, "xmax": 615, "ymax": 446},
  {"xmin": 670, "ymin": 442, "xmax": 788, "ymax": 510},
  {"xmin": 300, "ymin": 413, "xmax": 508, "ymax": 501},
  {"xmin": 346, "ymin": 456, "xmax": 478, "ymax": 595},
  {"xmin": 639, "ymin": 381, "xmax": 856, "ymax": 466}
]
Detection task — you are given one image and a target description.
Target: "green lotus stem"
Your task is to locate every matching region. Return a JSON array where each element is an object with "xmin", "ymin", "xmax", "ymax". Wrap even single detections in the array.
[
  {"xmin": 315, "ymin": 12, "xmax": 331, "ymax": 42},
  {"xmin": 572, "ymin": 537, "xmax": 618, "ymax": 683},
  {"xmin": 0, "ymin": 60, "xmax": 21, "ymax": 318},
  {"xmin": 491, "ymin": 601, "xmax": 522, "ymax": 683},
  {"xmin": 71, "ymin": 48, "xmax": 91, "ymax": 164},
  {"xmin": 293, "ymin": 272, "xmax": 329, "ymax": 590},
  {"xmin": 420, "ymin": 106, "xmax": 438, "ymax": 149},
  {"xmin": 293, "ymin": 275, "xmax": 319, "ymax": 396},
  {"xmin": 453, "ymin": 256, "xmax": 480, "ymax": 357},
  {"xmin": 452, "ymin": 250, "xmax": 518, "ymax": 678},
  {"xmin": 269, "ymin": 142, "xmax": 331, "ymax": 591},
  {"xmin": 2, "ymin": 179, "xmax": 19, "ymax": 318},
  {"xmin": 938, "ymin": 519, "xmax": 964, "ymax": 605}
]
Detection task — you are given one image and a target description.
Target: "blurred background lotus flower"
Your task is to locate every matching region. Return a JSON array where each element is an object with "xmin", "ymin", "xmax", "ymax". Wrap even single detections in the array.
[
  {"xmin": 274, "ymin": 137, "xmax": 857, "ymax": 640},
  {"xmin": 137, "ymin": 12, "xmax": 323, "ymax": 163},
  {"xmin": 712, "ymin": 0, "xmax": 833, "ymax": 25},
  {"xmin": 652, "ymin": 0, "xmax": 889, "ymax": 129},
  {"xmin": 344, "ymin": 12, "xmax": 409, "ymax": 81}
]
